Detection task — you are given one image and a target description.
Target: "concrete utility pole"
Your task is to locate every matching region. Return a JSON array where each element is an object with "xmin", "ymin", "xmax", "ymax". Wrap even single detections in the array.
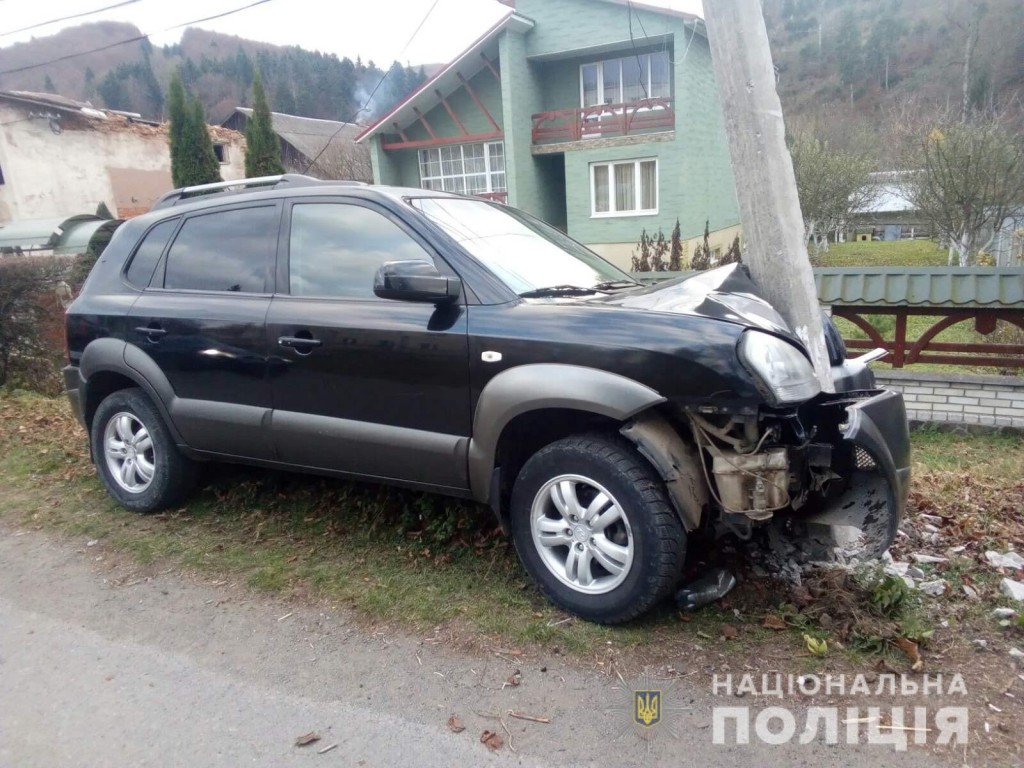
[{"xmin": 703, "ymin": 0, "xmax": 834, "ymax": 392}]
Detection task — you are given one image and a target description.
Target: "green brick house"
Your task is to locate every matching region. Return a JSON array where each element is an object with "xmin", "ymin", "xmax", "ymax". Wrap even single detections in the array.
[{"xmin": 355, "ymin": 0, "xmax": 740, "ymax": 270}]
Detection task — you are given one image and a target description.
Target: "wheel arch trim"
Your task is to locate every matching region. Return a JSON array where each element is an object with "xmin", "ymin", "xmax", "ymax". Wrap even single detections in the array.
[
  {"xmin": 468, "ymin": 364, "xmax": 666, "ymax": 502},
  {"xmin": 80, "ymin": 339, "xmax": 184, "ymax": 444}
]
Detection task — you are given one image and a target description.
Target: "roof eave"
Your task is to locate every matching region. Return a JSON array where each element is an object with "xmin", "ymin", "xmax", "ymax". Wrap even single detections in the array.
[{"xmin": 355, "ymin": 11, "xmax": 534, "ymax": 144}]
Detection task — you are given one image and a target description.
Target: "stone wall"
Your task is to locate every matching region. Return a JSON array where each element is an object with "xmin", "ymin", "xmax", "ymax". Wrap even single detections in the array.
[{"xmin": 873, "ymin": 370, "xmax": 1024, "ymax": 430}]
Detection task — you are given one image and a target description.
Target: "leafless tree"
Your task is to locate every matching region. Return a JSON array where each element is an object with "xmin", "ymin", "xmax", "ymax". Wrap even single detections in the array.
[
  {"xmin": 896, "ymin": 104, "xmax": 1024, "ymax": 266},
  {"xmin": 788, "ymin": 121, "xmax": 875, "ymax": 253}
]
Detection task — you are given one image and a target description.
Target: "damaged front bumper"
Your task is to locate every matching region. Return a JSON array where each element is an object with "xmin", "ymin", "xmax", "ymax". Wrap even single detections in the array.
[
  {"xmin": 797, "ymin": 387, "xmax": 911, "ymax": 559},
  {"xmin": 684, "ymin": 386, "xmax": 911, "ymax": 561}
]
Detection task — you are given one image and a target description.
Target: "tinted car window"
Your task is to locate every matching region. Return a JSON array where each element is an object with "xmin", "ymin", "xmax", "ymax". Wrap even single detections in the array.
[
  {"xmin": 125, "ymin": 218, "xmax": 178, "ymax": 288},
  {"xmin": 164, "ymin": 206, "xmax": 278, "ymax": 292},
  {"xmin": 288, "ymin": 203, "xmax": 434, "ymax": 299}
]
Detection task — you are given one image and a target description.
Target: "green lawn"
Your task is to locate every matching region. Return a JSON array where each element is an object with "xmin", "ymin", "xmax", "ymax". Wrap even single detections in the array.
[{"xmin": 815, "ymin": 239, "xmax": 949, "ymax": 268}]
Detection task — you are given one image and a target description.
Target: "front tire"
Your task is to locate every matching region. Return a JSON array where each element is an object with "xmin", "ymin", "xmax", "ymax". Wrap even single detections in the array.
[
  {"xmin": 509, "ymin": 434, "xmax": 686, "ymax": 624},
  {"xmin": 90, "ymin": 388, "xmax": 198, "ymax": 512}
]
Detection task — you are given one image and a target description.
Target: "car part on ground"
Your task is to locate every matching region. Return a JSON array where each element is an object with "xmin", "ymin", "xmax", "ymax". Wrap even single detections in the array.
[{"xmin": 676, "ymin": 567, "xmax": 738, "ymax": 611}]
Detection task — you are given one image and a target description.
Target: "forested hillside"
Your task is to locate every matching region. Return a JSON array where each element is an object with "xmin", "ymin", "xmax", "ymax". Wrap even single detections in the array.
[
  {"xmin": 0, "ymin": 22, "xmax": 427, "ymax": 124},
  {"xmin": 2, "ymin": 1, "xmax": 1022, "ymax": 131},
  {"xmin": 763, "ymin": 0, "xmax": 1024, "ymax": 129}
]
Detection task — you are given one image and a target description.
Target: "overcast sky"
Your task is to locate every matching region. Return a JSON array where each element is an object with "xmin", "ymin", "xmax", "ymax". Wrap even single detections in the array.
[{"xmin": 0, "ymin": 0, "xmax": 704, "ymax": 67}]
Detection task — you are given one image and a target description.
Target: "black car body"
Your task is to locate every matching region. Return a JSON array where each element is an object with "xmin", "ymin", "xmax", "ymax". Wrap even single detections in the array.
[{"xmin": 64, "ymin": 175, "xmax": 910, "ymax": 623}]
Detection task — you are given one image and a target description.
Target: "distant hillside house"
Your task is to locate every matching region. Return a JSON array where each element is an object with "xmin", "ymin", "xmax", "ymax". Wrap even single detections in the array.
[
  {"xmin": 356, "ymin": 0, "xmax": 740, "ymax": 268},
  {"xmin": 850, "ymin": 171, "xmax": 929, "ymax": 242},
  {"xmin": 222, "ymin": 108, "xmax": 370, "ymax": 182},
  {"xmin": 0, "ymin": 90, "xmax": 246, "ymax": 224}
]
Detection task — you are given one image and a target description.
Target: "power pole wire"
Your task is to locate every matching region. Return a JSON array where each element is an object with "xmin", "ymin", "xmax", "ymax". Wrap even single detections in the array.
[
  {"xmin": 1, "ymin": 0, "xmax": 144, "ymax": 38},
  {"xmin": 301, "ymin": 0, "xmax": 441, "ymax": 174},
  {"xmin": 0, "ymin": 0, "xmax": 275, "ymax": 76}
]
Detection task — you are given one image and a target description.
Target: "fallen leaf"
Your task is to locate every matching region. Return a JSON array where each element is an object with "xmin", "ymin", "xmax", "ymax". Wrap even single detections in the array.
[
  {"xmin": 763, "ymin": 614, "xmax": 787, "ymax": 630},
  {"xmin": 894, "ymin": 637, "xmax": 924, "ymax": 672},
  {"xmin": 803, "ymin": 633, "xmax": 828, "ymax": 657},
  {"xmin": 874, "ymin": 658, "xmax": 899, "ymax": 675},
  {"xmin": 294, "ymin": 731, "xmax": 321, "ymax": 747},
  {"xmin": 480, "ymin": 730, "xmax": 503, "ymax": 750},
  {"xmin": 447, "ymin": 716, "xmax": 465, "ymax": 733},
  {"xmin": 721, "ymin": 624, "xmax": 739, "ymax": 640},
  {"xmin": 791, "ymin": 585, "xmax": 814, "ymax": 606},
  {"xmin": 505, "ymin": 670, "xmax": 521, "ymax": 687}
]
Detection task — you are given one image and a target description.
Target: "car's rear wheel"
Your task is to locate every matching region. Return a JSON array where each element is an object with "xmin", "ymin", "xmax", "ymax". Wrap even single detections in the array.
[
  {"xmin": 509, "ymin": 434, "xmax": 685, "ymax": 624},
  {"xmin": 91, "ymin": 388, "xmax": 198, "ymax": 512}
]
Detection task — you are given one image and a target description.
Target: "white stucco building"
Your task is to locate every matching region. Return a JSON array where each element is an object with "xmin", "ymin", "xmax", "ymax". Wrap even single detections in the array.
[{"xmin": 0, "ymin": 90, "xmax": 246, "ymax": 224}]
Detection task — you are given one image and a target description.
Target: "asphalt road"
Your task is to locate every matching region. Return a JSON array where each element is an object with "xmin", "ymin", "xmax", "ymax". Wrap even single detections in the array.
[{"xmin": 0, "ymin": 528, "xmax": 946, "ymax": 768}]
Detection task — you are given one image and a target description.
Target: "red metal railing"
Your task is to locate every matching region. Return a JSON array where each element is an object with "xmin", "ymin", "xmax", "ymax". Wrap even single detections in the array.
[
  {"xmin": 833, "ymin": 306, "xmax": 1024, "ymax": 370},
  {"xmin": 531, "ymin": 98, "xmax": 674, "ymax": 144}
]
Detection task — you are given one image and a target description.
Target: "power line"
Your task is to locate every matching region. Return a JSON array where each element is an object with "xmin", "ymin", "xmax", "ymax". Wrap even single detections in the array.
[
  {"xmin": 1, "ymin": 0, "xmax": 144, "ymax": 38},
  {"xmin": 626, "ymin": 0, "xmax": 650, "ymax": 99},
  {"xmin": 301, "ymin": 0, "xmax": 441, "ymax": 174},
  {"xmin": 0, "ymin": 0, "xmax": 275, "ymax": 76}
]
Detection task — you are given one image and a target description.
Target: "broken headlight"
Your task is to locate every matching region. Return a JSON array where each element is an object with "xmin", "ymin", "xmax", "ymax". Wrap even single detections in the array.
[{"xmin": 738, "ymin": 330, "xmax": 821, "ymax": 405}]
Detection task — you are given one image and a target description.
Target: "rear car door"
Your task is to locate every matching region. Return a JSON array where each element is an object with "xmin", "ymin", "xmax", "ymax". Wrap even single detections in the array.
[
  {"xmin": 266, "ymin": 197, "xmax": 471, "ymax": 490},
  {"xmin": 126, "ymin": 202, "xmax": 280, "ymax": 459}
]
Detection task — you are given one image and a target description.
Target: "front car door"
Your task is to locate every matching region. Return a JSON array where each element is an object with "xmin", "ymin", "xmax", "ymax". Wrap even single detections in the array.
[
  {"xmin": 126, "ymin": 202, "xmax": 280, "ymax": 459},
  {"xmin": 266, "ymin": 197, "xmax": 471, "ymax": 491}
]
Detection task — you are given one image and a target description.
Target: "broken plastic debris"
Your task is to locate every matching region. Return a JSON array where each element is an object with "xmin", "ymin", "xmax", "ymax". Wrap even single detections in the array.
[{"xmin": 676, "ymin": 567, "xmax": 737, "ymax": 611}]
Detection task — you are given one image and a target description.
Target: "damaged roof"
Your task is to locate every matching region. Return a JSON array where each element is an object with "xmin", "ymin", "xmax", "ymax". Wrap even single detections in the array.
[{"xmin": 230, "ymin": 108, "xmax": 360, "ymax": 161}]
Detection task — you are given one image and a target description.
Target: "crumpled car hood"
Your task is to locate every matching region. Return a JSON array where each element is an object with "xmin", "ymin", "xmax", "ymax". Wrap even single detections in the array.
[{"xmin": 590, "ymin": 263, "xmax": 796, "ymax": 339}]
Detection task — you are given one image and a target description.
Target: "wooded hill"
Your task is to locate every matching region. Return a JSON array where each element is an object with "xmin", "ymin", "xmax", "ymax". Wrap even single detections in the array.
[
  {"xmin": 2, "ymin": 1, "xmax": 1022, "ymax": 132},
  {"xmin": 763, "ymin": 0, "xmax": 1024, "ymax": 129},
  {"xmin": 0, "ymin": 22, "xmax": 427, "ymax": 124}
]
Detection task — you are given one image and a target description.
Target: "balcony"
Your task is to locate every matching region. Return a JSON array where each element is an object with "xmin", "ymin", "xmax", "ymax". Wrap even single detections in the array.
[{"xmin": 531, "ymin": 98, "xmax": 674, "ymax": 145}]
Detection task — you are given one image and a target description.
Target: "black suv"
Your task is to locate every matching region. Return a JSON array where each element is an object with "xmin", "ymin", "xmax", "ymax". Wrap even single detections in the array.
[{"xmin": 64, "ymin": 175, "xmax": 910, "ymax": 623}]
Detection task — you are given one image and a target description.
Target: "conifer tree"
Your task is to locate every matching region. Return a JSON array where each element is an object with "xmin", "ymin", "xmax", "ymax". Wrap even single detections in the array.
[
  {"xmin": 167, "ymin": 70, "xmax": 221, "ymax": 188},
  {"xmin": 245, "ymin": 70, "xmax": 285, "ymax": 177}
]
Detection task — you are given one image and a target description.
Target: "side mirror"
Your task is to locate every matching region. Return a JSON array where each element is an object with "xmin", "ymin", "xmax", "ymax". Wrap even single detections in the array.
[{"xmin": 373, "ymin": 260, "xmax": 462, "ymax": 304}]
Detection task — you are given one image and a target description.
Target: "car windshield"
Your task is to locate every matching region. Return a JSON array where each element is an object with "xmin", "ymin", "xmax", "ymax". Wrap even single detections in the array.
[{"xmin": 409, "ymin": 197, "xmax": 634, "ymax": 295}]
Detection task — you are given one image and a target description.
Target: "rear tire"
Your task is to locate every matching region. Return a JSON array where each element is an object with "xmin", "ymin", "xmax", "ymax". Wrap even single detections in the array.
[
  {"xmin": 509, "ymin": 434, "xmax": 685, "ymax": 624},
  {"xmin": 90, "ymin": 387, "xmax": 198, "ymax": 513}
]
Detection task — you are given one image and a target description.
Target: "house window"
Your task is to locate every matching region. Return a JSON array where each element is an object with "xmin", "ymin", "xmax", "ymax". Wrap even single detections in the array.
[
  {"xmin": 580, "ymin": 51, "xmax": 670, "ymax": 107},
  {"xmin": 590, "ymin": 159, "xmax": 658, "ymax": 216},
  {"xmin": 418, "ymin": 141, "xmax": 505, "ymax": 196},
  {"xmin": 213, "ymin": 144, "xmax": 229, "ymax": 164}
]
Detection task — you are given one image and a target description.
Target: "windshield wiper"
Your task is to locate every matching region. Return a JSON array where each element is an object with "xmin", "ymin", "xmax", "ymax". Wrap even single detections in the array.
[
  {"xmin": 518, "ymin": 284, "xmax": 607, "ymax": 298},
  {"xmin": 592, "ymin": 279, "xmax": 641, "ymax": 291}
]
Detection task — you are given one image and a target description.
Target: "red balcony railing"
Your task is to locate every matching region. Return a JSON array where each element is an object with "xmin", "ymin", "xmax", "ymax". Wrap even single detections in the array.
[{"xmin": 531, "ymin": 98, "xmax": 674, "ymax": 144}]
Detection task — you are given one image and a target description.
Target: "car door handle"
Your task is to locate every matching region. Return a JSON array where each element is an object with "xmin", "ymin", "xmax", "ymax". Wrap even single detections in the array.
[
  {"xmin": 134, "ymin": 325, "xmax": 166, "ymax": 339},
  {"xmin": 278, "ymin": 336, "xmax": 322, "ymax": 349}
]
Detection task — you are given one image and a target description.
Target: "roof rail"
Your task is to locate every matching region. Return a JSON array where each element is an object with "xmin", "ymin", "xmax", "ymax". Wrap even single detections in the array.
[{"xmin": 150, "ymin": 174, "xmax": 368, "ymax": 210}]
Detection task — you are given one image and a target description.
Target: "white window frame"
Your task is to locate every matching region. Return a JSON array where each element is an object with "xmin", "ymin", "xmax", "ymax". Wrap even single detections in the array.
[
  {"xmin": 579, "ymin": 51, "xmax": 671, "ymax": 107},
  {"xmin": 418, "ymin": 141, "xmax": 506, "ymax": 196},
  {"xmin": 590, "ymin": 158, "xmax": 659, "ymax": 218}
]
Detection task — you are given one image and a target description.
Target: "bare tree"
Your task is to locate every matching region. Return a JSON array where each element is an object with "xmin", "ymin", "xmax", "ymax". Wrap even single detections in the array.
[
  {"xmin": 789, "ymin": 124, "xmax": 875, "ymax": 253},
  {"xmin": 900, "ymin": 107, "xmax": 1024, "ymax": 266},
  {"xmin": 304, "ymin": 140, "xmax": 372, "ymax": 182}
]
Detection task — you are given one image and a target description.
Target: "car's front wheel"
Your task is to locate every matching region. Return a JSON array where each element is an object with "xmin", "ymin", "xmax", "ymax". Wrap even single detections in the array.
[
  {"xmin": 509, "ymin": 434, "xmax": 686, "ymax": 624},
  {"xmin": 91, "ymin": 388, "xmax": 198, "ymax": 512}
]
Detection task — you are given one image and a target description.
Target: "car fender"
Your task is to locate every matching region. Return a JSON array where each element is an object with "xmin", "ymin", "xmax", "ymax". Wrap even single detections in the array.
[
  {"xmin": 467, "ymin": 363, "xmax": 666, "ymax": 501},
  {"xmin": 80, "ymin": 338, "xmax": 185, "ymax": 444}
]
